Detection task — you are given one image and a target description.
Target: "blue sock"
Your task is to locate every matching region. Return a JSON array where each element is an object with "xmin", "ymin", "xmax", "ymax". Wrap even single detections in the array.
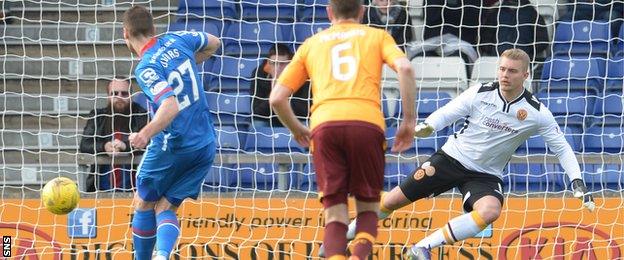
[
  {"xmin": 132, "ymin": 209, "xmax": 156, "ymax": 260},
  {"xmin": 155, "ymin": 210, "xmax": 180, "ymax": 258}
]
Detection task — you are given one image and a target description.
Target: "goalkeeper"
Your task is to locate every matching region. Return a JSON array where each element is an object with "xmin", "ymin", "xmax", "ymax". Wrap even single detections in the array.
[{"xmin": 341, "ymin": 49, "xmax": 596, "ymax": 260}]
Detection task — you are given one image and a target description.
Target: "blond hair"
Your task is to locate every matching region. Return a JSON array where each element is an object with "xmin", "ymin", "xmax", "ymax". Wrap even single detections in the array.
[{"xmin": 501, "ymin": 49, "xmax": 530, "ymax": 72}]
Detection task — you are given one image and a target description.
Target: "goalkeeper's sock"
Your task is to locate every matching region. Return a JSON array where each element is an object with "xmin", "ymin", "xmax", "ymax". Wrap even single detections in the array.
[
  {"xmin": 155, "ymin": 210, "xmax": 180, "ymax": 258},
  {"xmin": 132, "ymin": 209, "xmax": 156, "ymax": 260},
  {"xmin": 324, "ymin": 221, "xmax": 348, "ymax": 258},
  {"xmin": 415, "ymin": 211, "xmax": 487, "ymax": 249},
  {"xmin": 350, "ymin": 211, "xmax": 377, "ymax": 259}
]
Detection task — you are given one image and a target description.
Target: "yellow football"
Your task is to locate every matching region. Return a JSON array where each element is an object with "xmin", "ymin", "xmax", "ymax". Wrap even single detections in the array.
[{"xmin": 41, "ymin": 177, "xmax": 80, "ymax": 215}]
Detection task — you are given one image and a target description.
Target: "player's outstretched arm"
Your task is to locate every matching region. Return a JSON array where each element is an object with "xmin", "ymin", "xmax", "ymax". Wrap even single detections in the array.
[
  {"xmin": 538, "ymin": 107, "xmax": 595, "ymax": 212},
  {"xmin": 269, "ymin": 84, "xmax": 310, "ymax": 147},
  {"xmin": 195, "ymin": 34, "xmax": 221, "ymax": 64},
  {"xmin": 392, "ymin": 57, "xmax": 416, "ymax": 153},
  {"xmin": 129, "ymin": 96, "xmax": 179, "ymax": 149}
]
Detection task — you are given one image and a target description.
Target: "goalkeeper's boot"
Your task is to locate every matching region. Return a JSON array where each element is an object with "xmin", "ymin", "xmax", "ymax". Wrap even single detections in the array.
[{"xmin": 406, "ymin": 246, "xmax": 431, "ymax": 260}]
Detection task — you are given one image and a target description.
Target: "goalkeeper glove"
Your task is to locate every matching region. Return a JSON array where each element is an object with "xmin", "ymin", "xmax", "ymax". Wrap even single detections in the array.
[
  {"xmin": 414, "ymin": 122, "xmax": 435, "ymax": 138},
  {"xmin": 571, "ymin": 179, "xmax": 596, "ymax": 212}
]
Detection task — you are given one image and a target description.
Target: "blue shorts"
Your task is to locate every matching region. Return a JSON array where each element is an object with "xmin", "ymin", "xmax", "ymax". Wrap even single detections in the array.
[{"xmin": 136, "ymin": 141, "xmax": 216, "ymax": 206}]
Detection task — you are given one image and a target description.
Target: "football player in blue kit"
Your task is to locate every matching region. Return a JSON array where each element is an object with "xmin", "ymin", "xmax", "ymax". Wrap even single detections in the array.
[{"xmin": 122, "ymin": 6, "xmax": 220, "ymax": 260}]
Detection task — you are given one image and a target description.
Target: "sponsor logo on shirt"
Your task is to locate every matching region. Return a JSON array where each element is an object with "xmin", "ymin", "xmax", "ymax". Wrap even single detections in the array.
[
  {"xmin": 139, "ymin": 68, "xmax": 159, "ymax": 87},
  {"xmin": 482, "ymin": 117, "xmax": 519, "ymax": 134}
]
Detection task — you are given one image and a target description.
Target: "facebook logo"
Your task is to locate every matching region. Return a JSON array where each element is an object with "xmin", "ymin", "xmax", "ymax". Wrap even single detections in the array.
[{"xmin": 68, "ymin": 208, "xmax": 97, "ymax": 238}]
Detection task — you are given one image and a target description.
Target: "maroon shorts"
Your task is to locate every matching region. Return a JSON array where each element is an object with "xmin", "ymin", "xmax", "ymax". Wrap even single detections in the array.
[{"xmin": 311, "ymin": 121, "xmax": 385, "ymax": 202}]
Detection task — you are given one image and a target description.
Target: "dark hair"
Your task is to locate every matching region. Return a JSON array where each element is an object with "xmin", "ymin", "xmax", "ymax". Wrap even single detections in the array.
[
  {"xmin": 268, "ymin": 43, "xmax": 293, "ymax": 59},
  {"xmin": 122, "ymin": 6, "xmax": 155, "ymax": 38},
  {"xmin": 330, "ymin": 0, "xmax": 362, "ymax": 20}
]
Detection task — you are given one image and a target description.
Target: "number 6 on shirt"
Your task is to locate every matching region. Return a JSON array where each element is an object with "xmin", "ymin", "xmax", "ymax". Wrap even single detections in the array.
[{"xmin": 331, "ymin": 42, "xmax": 356, "ymax": 81}]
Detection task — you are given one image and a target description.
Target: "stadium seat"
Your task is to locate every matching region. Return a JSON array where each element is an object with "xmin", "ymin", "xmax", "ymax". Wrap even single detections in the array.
[
  {"xmin": 581, "ymin": 164, "xmax": 624, "ymax": 191},
  {"xmin": 412, "ymin": 57, "xmax": 469, "ymax": 93},
  {"xmin": 507, "ymin": 163, "xmax": 563, "ymax": 192},
  {"xmin": 240, "ymin": 0, "xmax": 297, "ymax": 21},
  {"xmin": 470, "ymin": 56, "xmax": 499, "ymax": 83},
  {"xmin": 539, "ymin": 55, "xmax": 605, "ymax": 95},
  {"xmin": 244, "ymin": 127, "xmax": 305, "ymax": 153},
  {"xmin": 298, "ymin": 164, "xmax": 317, "ymax": 191},
  {"xmin": 387, "ymin": 91, "xmax": 452, "ymax": 126},
  {"xmin": 552, "ymin": 20, "xmax": 612, "ymax": 56},
  {"xmin": 177, "ymin": 0, "xmax": 238, "ymax": 20},
  {"xmin": 591, "ymin": 92, "xmax": 623, "ymax": 126},
  {"xmin": 386, "ymin": 127, "xmax": 446, "ymax": 154},
  {"xmin": 536, "ymin": 91, "xmax": 594, "ymax": 126},
  {"xmin": 615, "ymin": 24, "xmax": 624, "ymax": 57},
  {"xmin": 293, "ymin": 22, "xmax": 330, "ymax": 45},
  {"xmin": 605, "ymin": 58, "xmax": 624, "ymax": 91},
  {"xmin": 205, "ymin": 91, "xmax": 252, "ymax": 128},
  {"xmin": 204, "ymin": 165, "xmax": 238, "ymax": 191},
  {"xmin": 168, "ymin": 19, "xmax": 229, "ymax": 39},
  {"xmin": 299, "ymin": 0, "xmax": 330, "ymax": 23},
  {"xmin": 131, "ymin": 92, "xmax": 149, "ymax": 112},
  {"xmin": 384, "ymin": 163, "xmax": 416, "ymax": 189},
  {"xmin": 583, "ymin": 125, "xmax": 624, "ymax": 153},
  {"xmin": 237, "ymin": 163, "xmax": 282, "ymax": 190},
  {"xmin": 215, "ymin": 126, "xmax": 245, "ymax": 152},
  {"xmin": 223, "ymin": 21, "xmax": 288, "ymax": 56},
  {"xmin": 515, "ymin": 126, "xmax": 579, "ymax": 154},
  {"xmin": 207, "ymin": 56, "xmax": 264, "ymax": 91}
]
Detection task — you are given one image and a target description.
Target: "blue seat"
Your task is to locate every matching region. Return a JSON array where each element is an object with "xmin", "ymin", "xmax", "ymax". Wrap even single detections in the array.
[
  {"xmin": 168, "ymin": 19, "xmax": 229, "ymax": 38},
  {"xmin": 516, "ymin": 126, "xmax": 578, "ymax": 154},
  {"xmin": 240, "ymin": 0, "xmax": 297, "ymax": 21},
  {"xmin": 539, "ymin": 56, "xmax": 605, "ymax": 95},
  {"xmin": 206, "ymin": 91, "xmax": 252, "ymax": 127},
  {"xmin": 237, "ymin": 163, "xmax": 282, "ymax": 190},
  {"xmin": 384, "ymin": 163, "xmax": 416, "ymax": 189},
  {"xmin": 298, "ymin": 164, "xmax": 317, "ymax": 191},
  {"xmin": 177, "ymin": 0, "xmax": 238, "ymax": 20},
  {"xmin": 415, "ymin": 92, "xmax": 452, "ymax": 118},
  {"xmin": 131, "ymin": 92, "xmax": 149, "ymax": 112},
  {"xmin": 591, "ymin": 92, "xmax": 623, "ymax": 126},
  {"xmin": 552, "ymin": 20, "xmax": 612, "ymax": 56},
  {"xmin": 507, "ymin": 163, "xmax": 563, "ymax": 192},
  {"xmin": 204, "ymin": 165, "xmax": 238, "ymax": 191},
  {"xmin": 583, "ymin": 126, "xmax": 624, "ymax": 153},
  {"xmin": 299, "ymin": 0, "xmax": 329, "ymax": 22},
  {"xmin": 293, "ymin": 22, "xmax": 330, "ymax": 45},
  {"xmin": 580, "ymin": 164, "xmax": 624, "ymax": 191},
  {"xmin": 536, "ymin": 91, "xmax": 594, "ymax": 126},
  {"xmin": 224, "ymin": 21, "xmax": 288, "ymax": 56},
  {"xmin": 207, "ymin": 56, "xmax": 264, "ymax": 91},
  {"xmin": 215, "ymin": 126, "xmax": 245, "ymax": 152},
  {"xmin": 244, "ymin": 127, "xmax": 305, "ymax": 153},
  {"xmin": 386, "ymin": 127, "xmax": 446, "ymax": 154},
  {"xmin": 605, "ymin": 58, "xmax": 624, "ymax": 91},
  {"xmin": 616, "ymin": 25, "xmax": 624, "ymax": 57}
]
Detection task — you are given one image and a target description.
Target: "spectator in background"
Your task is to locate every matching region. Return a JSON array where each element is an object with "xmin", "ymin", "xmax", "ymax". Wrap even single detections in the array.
[
  {"xmin": 250, "ymin": 44, "xmax": 310, "ymax": 128},
  {"xmin": 80, "ymin": 78, "xmax": 149, "ymax": 192},
  {"xmin": 363, "ymin": 0, "xmax": 414, "ymax": 50}
]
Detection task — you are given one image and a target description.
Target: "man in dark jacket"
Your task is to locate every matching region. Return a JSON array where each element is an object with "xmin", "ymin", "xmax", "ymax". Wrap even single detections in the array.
[
  {"xmin": 250, "ymin": 44, "xmax": 310, "ymax": 128},
  {"xmin": 80, "ymin": 78, "xmax": 149, "ymax": 192},
  {"xmin": 364, "ymin": 0, "xmax": 414, "ymax": 51}
]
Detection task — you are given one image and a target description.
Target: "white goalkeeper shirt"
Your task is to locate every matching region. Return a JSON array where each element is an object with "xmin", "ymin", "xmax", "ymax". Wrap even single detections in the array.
[{"xmin": 425, "ymin": 82, "xmax": 582, "ymax": 181}]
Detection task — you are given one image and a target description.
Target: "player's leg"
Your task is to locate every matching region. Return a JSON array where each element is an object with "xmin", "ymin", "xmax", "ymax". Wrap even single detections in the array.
[
  {"xmin": 152, "ymin": 198, "xmax": 180, "ymax": 260},
  {"xmin": 133, "ymin": 148, "xmax": 171, "ymax": 260},
  {"xmin": 132, "ymin": 193, "xmax": 158, "ymax": 260},
  {"xmin": 312, "ymin": 124, "xmax": 351, "ymax": 259},
  {"xmin": 154, "ymin": 142, "xmax": 216, "ymax": 260},
  {"xmin": 344, "ymin": 123, "xmax": 385, "ymax": 260},
  {"xmin": 408, "ymin": 173, "xmax": 504, "ymax": 260}
]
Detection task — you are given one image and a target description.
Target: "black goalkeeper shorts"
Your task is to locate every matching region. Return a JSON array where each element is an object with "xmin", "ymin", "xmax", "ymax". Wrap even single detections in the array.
[{"xmin": 399, "ymin": 150, "xmax": 504, "ymax": 212}]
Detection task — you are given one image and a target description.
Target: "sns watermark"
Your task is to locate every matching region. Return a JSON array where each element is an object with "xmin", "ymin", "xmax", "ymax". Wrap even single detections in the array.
[{"xmin": 2, "ymin": 236, "xmax": 10, "ymax": 257}]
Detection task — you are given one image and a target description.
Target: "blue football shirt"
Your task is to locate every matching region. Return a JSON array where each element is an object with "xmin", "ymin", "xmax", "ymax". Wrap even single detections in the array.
[{"xmin": 135, "ymin": 31, "xmax": 215, "ymax": 152}]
